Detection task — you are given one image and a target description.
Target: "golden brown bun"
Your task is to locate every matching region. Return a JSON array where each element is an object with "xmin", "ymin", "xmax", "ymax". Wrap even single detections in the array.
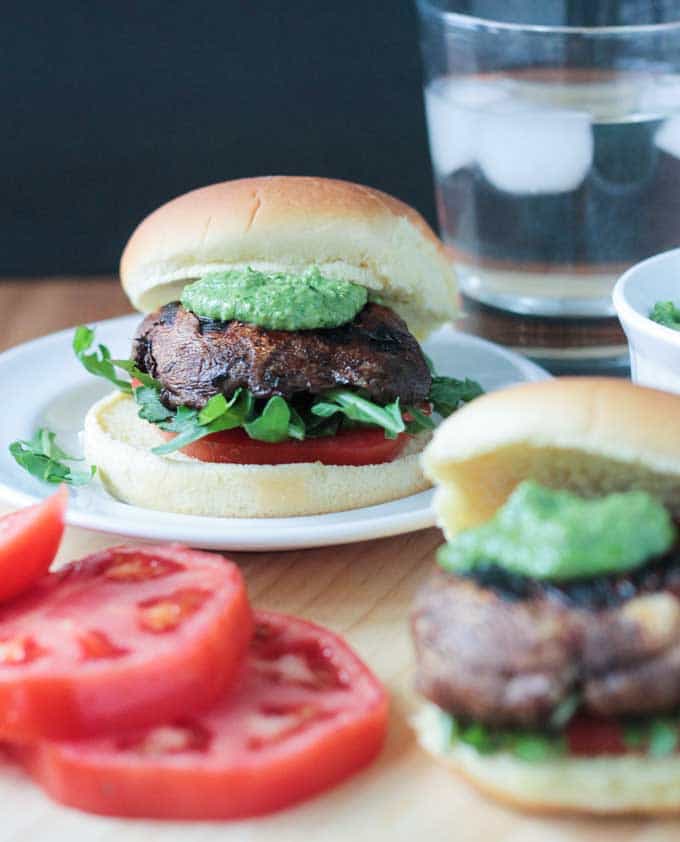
[
  {"xmin": 422, "ymin": 377, "xmax": 680, "ymax": 539},
  {"xmin": 84, "ymin": 392, "xmax": 431, "ymax": 518},
  {"xmin": 120, "ymin": 176, "xmax": 457, "ymax": 338},
  {"xmin": 414, "ymin": 703, "xmax": 680, "ymax": 816}
]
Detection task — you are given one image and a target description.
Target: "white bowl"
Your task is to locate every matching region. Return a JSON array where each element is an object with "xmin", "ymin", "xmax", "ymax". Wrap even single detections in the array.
[{"xmin": 613, "ymin": 248, "xmax": 680, "ymax": 394}]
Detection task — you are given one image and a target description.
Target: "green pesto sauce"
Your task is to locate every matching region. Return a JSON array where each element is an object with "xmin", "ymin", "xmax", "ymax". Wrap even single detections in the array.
[
  {"xmin": 650, "ymin": 300, "xmax": 680, "ymax": 332},
  {"xmin": 437, "ymin": 480, "xmax": 676, "ymax": 581},
  {"xmin": 181, "ymin": 267, "xmax": 368, "ymax": 331}
]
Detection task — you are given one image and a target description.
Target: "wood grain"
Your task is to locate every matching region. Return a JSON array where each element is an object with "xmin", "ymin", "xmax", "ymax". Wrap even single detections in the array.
[
  {"xmin": 0, "ymin": 278, "xmax": 678, "ymax": 841},
  {"xmin": 0, "ymin": 277, "xmax": 131, "ymax": 353}
]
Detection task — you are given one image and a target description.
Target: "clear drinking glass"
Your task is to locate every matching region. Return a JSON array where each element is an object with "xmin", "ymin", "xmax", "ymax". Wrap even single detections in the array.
[{"xmin": 416, "ymin": 0, "xmax": 680, "ymax": 372}]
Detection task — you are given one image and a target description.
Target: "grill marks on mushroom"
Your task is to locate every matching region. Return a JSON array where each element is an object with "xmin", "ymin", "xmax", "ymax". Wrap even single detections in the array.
[{"xmin": 133, "ymin": 302, "xmax": 432, "ymax": 411}]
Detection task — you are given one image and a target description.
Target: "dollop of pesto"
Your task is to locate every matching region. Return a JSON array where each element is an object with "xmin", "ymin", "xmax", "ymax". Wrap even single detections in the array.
[
  {"xmin": 650, "ymin": 300, "xmax": 680, "ymax": 332},
  {"xmin": 437, "ymin": 481, "xmax": 676, "ymax": 581},
  {"xmin": 181, "ymin": 267, "xmax": 368, "ymax": 331}
]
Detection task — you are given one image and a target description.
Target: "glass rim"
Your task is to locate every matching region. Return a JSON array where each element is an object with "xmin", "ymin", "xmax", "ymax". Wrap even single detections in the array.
[{"xmin": 415, "ymin": 0, "xmax": 680, "ymax": 35}]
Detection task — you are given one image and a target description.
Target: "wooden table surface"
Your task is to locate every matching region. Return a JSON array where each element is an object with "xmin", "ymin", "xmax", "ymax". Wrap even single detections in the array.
[{"xmin": 0, "ymin": 277, "xmax": 678, "ymax": 841}]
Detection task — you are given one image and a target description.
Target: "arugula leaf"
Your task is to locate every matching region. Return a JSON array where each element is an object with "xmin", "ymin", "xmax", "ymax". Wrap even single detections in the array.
[
  {"xmin": 311, "ymin": 389, "xmax": 405, "ymax": 439},
  {"xmin": 429, "ymin": 376, "xmax": 484, "ymax": 418},
  {"xmin": 111, "ymin": 358, "xmax": 162, "ymax": 389},
  {"xmin": 134, "ymin": 385, "xmax": 173, "ymax": 423},
  {"xmin": 622, "ymin": 716, "xmax": 680, "ymax": 756},
  {"xmin": 73, "ymin": 326, "xmax": 132, "ymax": 393},
  {"xmin": 152, "ymin": 392, "xmax": 252, "ymax": 456},
  {"xmin": 9, "ymin": 428, "xmax": 95, "ymax": 486},
  {"xmin": 444, "ymin": 712, "xmax": 565, "ymax": 762},
  {"xmin": 622, "ymin": 721, "xmax": 648, "ymax": 750},
  {"xmin": 197, "ymin": 394, "xmax": 231, "ymax": 425},
  {"xmin": 304, "ymin": 412, "xmax": 342, "ymax": 439},
  {"xmin": 205, "ymin": 391, "xmax": 253, "ymax": 433},
  {"xmin": 649, "ymin": 719, "xmax": 679, "ymax": 757},
  {"xmin": 444, "ymin": 709, "xmax": 680, "ymax": 764},
  {"xmin": 511, "ymin": 732, "xmax": 565, "ymax": 762},
  {"xmin": 154, "ymin": 407, "xmax": 207, "ymax": 454},
  {"xmin": 404, "ymin": 405, "xmax": 435, "ymax": 435},
  {"xmin": 244, "ymin": 397, "xmax": 292, "ymax": 443},
  {"xmin": 288, "ymin": 406, "xmax": 306, "ymax": 441},
  {"xmin": 458, "ymin": 721, "xmax": 498, "ymax": 754}
]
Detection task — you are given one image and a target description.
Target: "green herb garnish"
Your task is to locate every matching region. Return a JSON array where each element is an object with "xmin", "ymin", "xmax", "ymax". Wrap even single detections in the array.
[
  {"xmin": 243, "ymin": 396, "xmax": 299, "ymax": 443},
  {"xmin": 429, "ymin": 376, "xmax": 484, "ymax": 417},
  {"xmin": 72, "ymin": 326, "xmax": 133, "ymax": 393},
  {"xmin": 152, "ymin": 391, "xmax": 252, "ymax": 456},
  {"xmin": 132, "ymin": 385, "xmax": 174, "ymax": 423},
  {"xmin": 423, "ymin": 353, "xmax": 483, "ymax": 417},
  {"xmin": 649, "ymin": 719, "xmax": 679, "ymax": 757},
  {"xmin": 404, "ymin": 405, "xmax": 436, "ymax": 435},
  {"xmin": 650, "ymin": 301, "xmax": 680, "ymax": 332},
  {"xmin": 440, "ymin": 709, "xmax": 680, "ymax": 763},
  {"xmin": 442, "ymin": 713, "xmax": 566, "ymax": 762},
  {"xmin": 9, "ymin": 429, "xmax": 94, "ymax": 486},
  {"xmin": 623, "ymin": 716, "xmax": 680, "ymax": 757},
  {"xmin": 622, "ymin": 721, "xmax": 648, "ymax": 750},
  {"xmin": 311, "ymin": 389, "xmax": 406, "ymax": 440}
]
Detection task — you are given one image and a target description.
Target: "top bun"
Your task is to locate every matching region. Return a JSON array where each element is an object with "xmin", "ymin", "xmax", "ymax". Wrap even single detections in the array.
[
  {"xmin": 422, "ymin": 377, "xmax": 680, "ymax": 538},
  {"xmin": 120, "ymin": 176, "xmax": 458, "ymax": 338}
]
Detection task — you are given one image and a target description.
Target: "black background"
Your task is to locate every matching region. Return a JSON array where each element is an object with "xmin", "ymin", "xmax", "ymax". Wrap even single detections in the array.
[{"xmin": 1, "ymin": 1, "xmax": 434, "ymax": 276}]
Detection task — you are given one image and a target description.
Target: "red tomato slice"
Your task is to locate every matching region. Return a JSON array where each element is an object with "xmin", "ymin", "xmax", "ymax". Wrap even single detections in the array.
[
  {"xmin": 18, "ymin": 611, "xmax": 388, "ymax": 819},
  {"xmin": 0, "ymin": 487, "xmax": 67, "ymax": 603},
  {"xmin": 0, "ymin": 543, "xmax": 251, "ymax": 741},
  {"xmin": 167, "ymin": 426, "xmax": 411, "ymax": 466},
  {"xmin": 566, "ymin": 714, "xmax": 629, "ymax": 756}
]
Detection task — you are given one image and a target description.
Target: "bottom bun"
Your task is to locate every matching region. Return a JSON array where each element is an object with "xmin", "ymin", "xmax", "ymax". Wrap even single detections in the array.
[
  {"xmin": 413, "ymin": 703, "xmax": 680, "ymax": 816},
  {"xmin": 83, "ymin": 391, "xmax": 431, "ymax": 517}
]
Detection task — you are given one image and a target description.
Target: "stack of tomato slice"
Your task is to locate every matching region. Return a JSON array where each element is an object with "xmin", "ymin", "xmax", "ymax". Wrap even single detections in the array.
[{"xmin": 0, "ymin": 490, "xmax": 388, "ymax": 819}]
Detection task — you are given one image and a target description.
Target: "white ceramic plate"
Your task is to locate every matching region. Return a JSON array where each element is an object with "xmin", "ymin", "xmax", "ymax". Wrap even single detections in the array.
[{"xmin": 0, "ymin": 315, "xmax": 548, "ymax": 550}]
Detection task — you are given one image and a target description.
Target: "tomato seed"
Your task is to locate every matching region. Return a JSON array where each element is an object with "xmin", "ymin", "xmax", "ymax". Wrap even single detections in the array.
[
  {"xmin": 104, "ymin": 554, "xmax": 182, "ymax": 582},
  {"xmin": 247, "ymin": 704, "xmax": 326, "ymax": 749},
  {"xmin": 118, "ymin": 721, "xmax": 211, "ymax": 755},
  {"xmin": 138, "ymin": 588, "xmax": 208, "ymax": 633},
  {"xmin": 252, "ymin": 641, "xmax": 348, "ymax": 690},
  {"xmin": 0, "ymin": 636, "xmax": 46, "ymax": 666}
]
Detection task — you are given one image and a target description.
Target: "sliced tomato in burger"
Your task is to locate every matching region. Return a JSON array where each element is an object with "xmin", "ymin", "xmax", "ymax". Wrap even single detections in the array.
[
  {"xmin": 566, "ymin": 714, "xmax": 631, "ymax": 756},
  {"xmin": 167, "ymin": 426, "xmax": 411, "ymax": 466},
  {"xmin": 18, "ymin": 611, "xmax": 388, "ymax": 819},
  {"xmin": 0, "ymin": 543, "xmax": 251, "ymax": 741},
  {"xmin": 0, "ymin": 487, "xmax": 67, "ymax": 603}
]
